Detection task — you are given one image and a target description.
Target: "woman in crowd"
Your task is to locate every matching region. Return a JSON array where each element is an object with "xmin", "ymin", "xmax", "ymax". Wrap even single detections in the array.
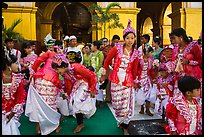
[
  {"xmin": 82, "ymin": 43, "xmax": 92, "ymax": 67},
  {"xmin": 152, "ymin": 36, "xmax": 163, "ymax": 60},
  {"xmin": 171, "ymin": 27, "xmax": 202, "ymax": 103},
  {"xmin": 171, "ymin": 28, "xmax": 202, "ymax": 80},
  {"xmin": 90, "ymin": 40, "xmax": 104, "ymax": 107}
]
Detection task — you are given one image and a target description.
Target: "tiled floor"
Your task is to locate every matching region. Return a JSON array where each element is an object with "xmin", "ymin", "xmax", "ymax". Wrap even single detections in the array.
[
  {"xmin": 107, "ymin": 102, "xmax": 162, "ymax": 121},
  {"xmin": 107, "ymin": 101, "xmax": 169, "ymax": 135}
]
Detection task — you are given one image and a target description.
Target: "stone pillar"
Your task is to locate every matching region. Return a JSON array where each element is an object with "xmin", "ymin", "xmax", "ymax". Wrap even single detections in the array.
[
  {"xmin": 184, "ymin": 8, "xmax": 202, "ymax": 39},
  {"xmin": 168, "ymin": 8, "xmax": 185, "ymax": 30},
  {"xmin": 162, "ymin": 25, "xmax": 171, "ymax": 45},
  {"xmin": 40, "ymin": 19, "xmax": 53, "ymax": 44},
  {"xmin": 91, "ymin": 22, "xmax": 97, "ymax": 41}
]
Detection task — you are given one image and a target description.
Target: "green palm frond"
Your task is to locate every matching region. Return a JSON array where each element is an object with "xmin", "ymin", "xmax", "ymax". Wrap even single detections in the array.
[
  {"xmin": 109, "ymin": 13, "xmax": 119, "ymax": 20},
  {"xmin": 2, "ymin": 24, "xmax": 7, "ymax": 32},
  {"xmin": 105, "ymin": 2, "xmax": 121, "ymax": 14},
  {"xmin": 92, "ymin": 15, "xmax": 103, "ymax": 23},
  {"xmin": 7, "ymin": 18, "xmax": 22, "ymax": 32},
  {"xmin": 108, "ymin": 22, "xmax": 124, "ymax": 29},
  {"xmin": 88, "ymin": 3, "xmax": 124, "ymax": 37},
  {"xmin": 88, "ymin": 26, "xmax": 102, "ymax": 34},
  {"xmin": 2, "ymin": 18, "xmax": 26, "ymax": 46},
  {"xmin": 88, "ymin": 4, "xmax": 104, "ymax": 15}
]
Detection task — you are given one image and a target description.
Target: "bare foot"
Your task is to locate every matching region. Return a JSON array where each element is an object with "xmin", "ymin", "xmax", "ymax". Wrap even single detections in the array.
[
  {"xmin": 55, "ymin": 126, "xmax": 62, "ymax": 133},
  {"xmin": 118, "ymin": 124, "xmax": 123, "ymax": 129},
  {"xmin": 73, "ymin": 123, "xmax": 85, "ymax": 133},
  {"xmin": 36, "ymin": 130, "xmax": 41, "ymax": 135},
  {"xmin": 36, "ymin": 123, "xmax": 41, "ymax": 135},
  {"xmin": 105, "ymin": 98, "xmax": 111, "ymax": 103},
  {"xmin": 146, "ymin": 110, "xmax": 154, "ymax": 116},
  {"xmin": 123, "ymin": 129, "xmax": 129, "ymax": 135},
  {"xmin": 139, "ymin": 110, "xmax": 144, "ymax": 114}
]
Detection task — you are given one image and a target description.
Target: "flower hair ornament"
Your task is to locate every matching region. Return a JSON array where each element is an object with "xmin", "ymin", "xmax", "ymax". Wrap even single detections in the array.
[
  {"xmin": 54, "ymin": 46, "xmax": 63, "ymax": 54},
  {"xmin": 53, "ymin": 54, "xmax": 75, "ymax": 76},
  {"xmin": 53, "ymin": 54, "xmax": 69, "ymax": 66},
  {"xmin": 158, "ymin": 61, "xmax": 176, "ymax": 73}
]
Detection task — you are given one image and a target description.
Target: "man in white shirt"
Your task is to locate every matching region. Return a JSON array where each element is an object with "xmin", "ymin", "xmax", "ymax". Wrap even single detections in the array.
[
  {"xmin": 4, "ymin": 38, "xmax": 21, "ymax": 71},
  {"xmin": 64, "ymin": 35, "xmax": 83, "ymax": 64}
]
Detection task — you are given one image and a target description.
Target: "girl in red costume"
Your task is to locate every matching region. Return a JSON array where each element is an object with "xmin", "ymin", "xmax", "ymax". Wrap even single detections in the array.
[
  {"xmin": 135, "ymin": 45, "xmax": 156, "ymax": 117},
  {"xmin": 100, "ymin": 19, "xmax": 140, "ymax": 135},
  {"xmin": 51, "ymin": 54, "xmax": 98, "ymax": 133},
  {"xmin": 25, "ymin": 37, "xmax": 63, "ymax": 135},
  {"xmin": 165, "ymin": 76, "xmax": 202, "ymax": 135},
  {"xmin": 171, "ymin": 28, "xmax": 202, "ymax": 96},
  {"xmin": 2, "ymin": 46, "xmax": 26, "ymax": 135}
]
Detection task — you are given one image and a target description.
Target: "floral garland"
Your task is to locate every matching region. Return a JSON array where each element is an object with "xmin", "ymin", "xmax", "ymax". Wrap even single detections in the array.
[
  {"xmin": 183, "ymin": 41, "xmax": 198, "ymax": 57},
  {"xmin": 170, "ymin": 94, "xmax": 192, "ymax": 123},
  {"xmin": 115, "ymin": 43, "xmax": 138, "ymax": 63}
]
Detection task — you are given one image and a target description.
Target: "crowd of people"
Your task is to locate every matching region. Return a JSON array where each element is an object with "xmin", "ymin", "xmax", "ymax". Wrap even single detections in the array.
[{"xmin": 2, "ymin": 19, "xmax": 202, "ymax": 135}]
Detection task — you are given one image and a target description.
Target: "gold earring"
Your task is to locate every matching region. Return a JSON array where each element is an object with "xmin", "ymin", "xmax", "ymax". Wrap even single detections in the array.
[{"xmin": 8, "ymin": 67, "xmax": 11, "ymax": 71}]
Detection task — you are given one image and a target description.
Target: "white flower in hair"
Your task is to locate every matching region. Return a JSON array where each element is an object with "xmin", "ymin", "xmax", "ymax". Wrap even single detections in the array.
[
  {"xmin": 153, "ymin": 59, "xmax": 160, "ymax": 67},
  {"xmin": 64, "ymin": 36, "xmax": 69, "ymax": 41}
]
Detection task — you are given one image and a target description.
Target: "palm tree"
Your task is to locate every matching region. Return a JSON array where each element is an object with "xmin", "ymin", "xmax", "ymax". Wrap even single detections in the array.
[
  {"xmin": 2, "ymin": 18, "xmax": 26, "ymax": 45},
  {"xmin": 88, "ymin": 2, "xmax": 124, "ymax": 38}
]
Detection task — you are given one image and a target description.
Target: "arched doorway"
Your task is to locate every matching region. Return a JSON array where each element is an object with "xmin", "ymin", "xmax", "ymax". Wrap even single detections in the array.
[
  {"xmin": 52, "ymin": 2, "xmax": 92, "ymax": 43},
  {"xmin": 142, "ymin": 17, "xmax": 153, "ymax": 44},
  {"xmin": 35, "ymin": 2, "xmax": 95, "ymax": 44}
]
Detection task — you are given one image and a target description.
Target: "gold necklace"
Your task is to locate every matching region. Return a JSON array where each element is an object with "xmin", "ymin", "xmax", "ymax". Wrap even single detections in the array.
[
  {"xmin": 179, "ymin": 45, "xmax": 186, "ymax": 53},
  {"xmin": 187, "ymin": 100, "xmax": 194, "ymax": 105},
  {"xmin": 179, "ymin": 48, "xmax": 184, "ymax": 53}
]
